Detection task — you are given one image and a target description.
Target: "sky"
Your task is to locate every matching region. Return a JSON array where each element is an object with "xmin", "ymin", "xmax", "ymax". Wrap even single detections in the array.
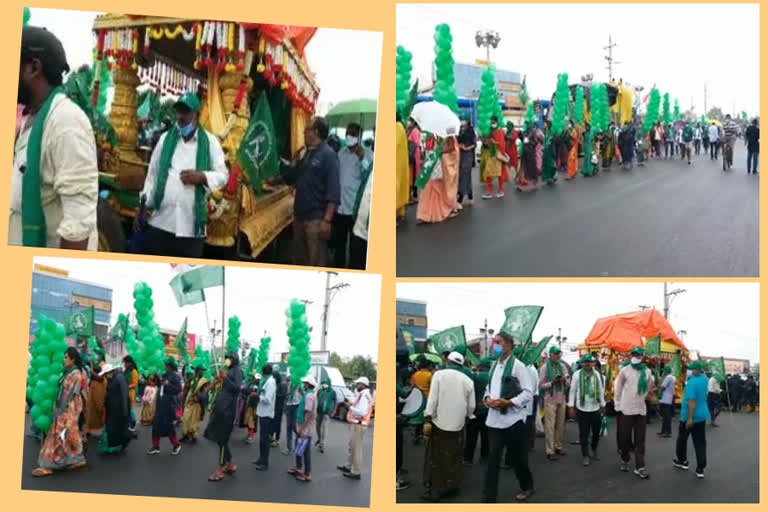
[
  {"xmin": 396, "ymin": 3, "xmax": 760, "ymax": 116},
  {"xmin": 33, "ymin": 257, "xmax": 382, "ymax": 361},
  {"xmin": 24, "ymin": 8, "xmax": 382, "ymax": 115},
  {"xmin": 396, "ymin": 282, "xmax": 759, "ymax": 363}
]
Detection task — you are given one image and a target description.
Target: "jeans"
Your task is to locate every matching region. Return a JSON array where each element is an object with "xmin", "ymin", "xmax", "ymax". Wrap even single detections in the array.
[
  {"xmin": 710, "ymin": 140, "xmax": 720, "ymax": 159},
  {"xmin": 272, "ymin": 405, "xmax": 284, "ymax": 440},
  {"xmin": 295, "ymin": 435, "xmax": 312, "ymax": 475},
  {"xmin": 285, "ymin": 404, "xmax": 298, "ymax": 451},
  {"xmin": 747, "ymin": 151, "xmax": 759, "ymax": 173},
  {"xmin": 218, "ymin": 442, "xmax": 232, "ymax": 467},
  {"xmin": 665, "ymin": 141, "xmax": 674, "ymax": 158},
  {"xmin": 257, "ymin": 416, "xmax": 273, "ymax": 467},
  {"xmin": 464, "ymin": 412, "xmax": 489, "ymax": 463},
  {"xmin": 707, "ymin": 392, "xmax": 721, "ymax": 422},
  {"xmin": 660, "ymin": 403, "xmax": 674, "ymax": 435},
  {"xmin": 316, "ymin": 413, "xmax": 329, "ymax": 448},
  {"xmin": 484, "ymin": 421, "xmax": 533, "ymax": 503},
  {"xmin": 331, "ymin": 214, "xmax": 354, "ymax": 268},
  {"xmin": 618, "ymin": 414, "xmax": 647, "ymax": 467},
  {"xmin": 576, "ymin": 409, "xmax": 602, "ymax": 457},
  {"xmin": 676, "ymin": 420, "xmax": 707, "ymax": 471}
]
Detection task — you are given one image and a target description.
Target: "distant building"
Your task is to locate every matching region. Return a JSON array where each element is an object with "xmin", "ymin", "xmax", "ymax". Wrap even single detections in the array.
[
  {"xmin": 700, "ymin": 355, "xmax": 751, "ymax": 374},
  {"xmin": 396, "ymin": 299, "xmax": 427, "ymax": 345}
]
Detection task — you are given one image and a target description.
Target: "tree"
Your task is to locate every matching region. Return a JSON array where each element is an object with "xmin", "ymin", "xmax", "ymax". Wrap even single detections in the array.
[{"xmin": 328, "ymin": 352, "xmax": 377, "ymax": 382}]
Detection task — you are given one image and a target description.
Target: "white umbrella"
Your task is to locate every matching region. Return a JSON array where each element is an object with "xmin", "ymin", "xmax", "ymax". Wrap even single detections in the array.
[{"xmin": 411, "ymin": 101, "xmax": 461, "ymax": 138}]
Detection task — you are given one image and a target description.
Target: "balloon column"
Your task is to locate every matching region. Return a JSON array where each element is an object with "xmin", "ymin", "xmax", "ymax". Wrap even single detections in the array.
[
  {"xmin": 285, "ymin": 299, "xmax": 311, "ymax": 386},
  {"xmin": 87, "ymin": 336, "xmax": 104, "ymax": 363},
  {"xmin": 432, "ymin": 24, "xmax": 458, "ymax": 113},
  {"xmin": 642, "ymin": 88, "xmax": 661, "ymax": 135},
  {"xmin": 550, "ymin": 73, "xmax": 570, "ymax": 135},
  {"xmin": 590, "ymin": 83, "xmax": 610, "ymax": 133},
  {"xmin": 674, "ymin": 99, "xmax": 680, "ymax": 121},
  {"xmin": 27, "ymin": 314, "xmax": 67, "ymax": 433},
  {"xmin": 701, "ymin": 115, "xmax": 707, "ymax": 126},
  {"xmin": 523, "ymin": 102, "xmax": 536, "ymax": 131},
  {"xmin": 257, "ymin": 336, "xmax": 271, "ymax": 374},
  {"xmin": 477, "ymin": 67, "xmax": 499, "ymax": 137},
  {"xmin": 244, "ymin": 347, "xmax": 258, "ymax": 375},
  {"xmin": 574, "ymin": 86, "xmax": 585, "ymax": 126},
  {"xmin": 395, "ymin": 46, "xmax": 413, "ymax": 115},
  {"xmin": 225, "ymin": 316, "xmax": 241, "ymax": 355},
  {"xmin": 663, "ymin": 93, "xmax": 671, "ymax": 125},
  {"xmin": 192, "ymin": 346, "xmax": 212, "ymax": 379},
  {"xmin": 133, "ymin": 282, "xmax": 166, "ymax": 376},
  {"xmin": 23, "ymin": 7, "xmax": 31, "ymax": 27}
]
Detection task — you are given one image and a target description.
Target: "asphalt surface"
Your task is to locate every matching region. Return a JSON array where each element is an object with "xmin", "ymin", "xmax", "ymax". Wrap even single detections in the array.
[
  {"xmin": 397, "ymin": 142, "xmax": 759, "ymax": 277},
  {"xmin": 20, "ymin": 410, "xmax": 373, "ymax": 507},
  {"xmin": 397, "ymin": 410, "xmax": 759, "ymax": 503}
]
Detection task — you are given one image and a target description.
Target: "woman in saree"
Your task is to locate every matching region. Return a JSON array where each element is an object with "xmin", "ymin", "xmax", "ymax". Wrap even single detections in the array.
[
  {"xmin": 566, "ymin": 121, "xmax": 581, "ymax": 180},
  {"xmin": 416, "ymin": 135, "xmax": 460, "ymax": 224},
  {"xmin": 180, "ymin": 367, "xmax": 210, "ymax": 443},
  {"xmin": 84, "ymin": 359, "xmax": 106, "ymax": 436},
  {"xmin": 519, "ymin": 123, "xmax": 544, "ymax": 191},
  {"xmin": 407, "ymin": 118, "xmax": 422, "ymax": 203},
  {"xmin": 32, "ymin": 347, "xmax": 88, "ymax": 477},
  {"xmin": 140, "ymin": 375, "xmax": 158, "ymax": 426},
  {"xmin": 396, "ymin": 114, "xmax": 410, "ymax": 224},
  {"xmin": 123, "ymin": 355, "xmax": 139, "ymax": 432}
]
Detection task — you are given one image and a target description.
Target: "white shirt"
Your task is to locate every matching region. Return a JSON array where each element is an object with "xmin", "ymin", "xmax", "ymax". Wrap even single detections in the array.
[
  {"xmin": 708, "ymin": 124, "xmax": 720, "ymax": 142},
  {"xmin": 425, "ymin": 367, "xmax": 475, "ymax": 432},
  {"xmin": 484, "ymin": 355, "xmax": 533, "ymax": 429},
  {"xmin": 10, "ymin": 95, "xmax": 98, "ymax": 248},
  {"xmin": 353, "ymin": 168, "xmax": 373, "ymax": 242},
  {"xmin": 142, "ymin": 128, "xmax": 228, "ymax": 237},
  {"xmin": 526, "ymin": 364, "xmax": 539, "ymax": 416},
  {"xmin": 614, "ymin": 366, "xmax": 655, "ymax": 416},
  {"xmin": 349, "ymin": 388, "xmax": 373, "ymax": 420},
  {"xmin": 567, "ymin": 369, "xmax": 606, "ymax": 412},
  {"xmin": 694, "ymin": 127, "xmax": 702, "ymax": 140},
  {"xmin": 256, "ymin": 375, "xmax": 276, "ymax": 418},
  {"xmin": 708, "ymin": 376, "xmax": 721, "ymax": 394},
  {"xmin": 337, "ymin": 145, "xmax": 373, "ymax": 215}
]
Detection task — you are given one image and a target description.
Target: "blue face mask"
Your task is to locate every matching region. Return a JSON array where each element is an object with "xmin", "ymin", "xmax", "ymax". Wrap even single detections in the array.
[
  {"xmin": 178, "ymin": 122, "xmax": 196, "ymax": 138},
  {"xmin": 493, "ymin": 344, "xmax": 503, "ymax": 356}
]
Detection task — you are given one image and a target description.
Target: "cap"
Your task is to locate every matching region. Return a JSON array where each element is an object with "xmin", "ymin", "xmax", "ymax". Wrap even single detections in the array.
[
  {"xmin": 447, "ymin": 351, "xmax": 464, "ymax": 365},
  {"xmin": 581, "ymin": 353, "xmax": 595, "ymax": 363},
  {"xmin": 98, "ymin": 363, "xmax": 116, "ymax": 377},
  {"xmin": 301, "ymin": 375, "xmax": 317, "ymax": 387},
  {"xmin": 549, "ymin": 346, "xmax": 562, "ymax": 355},
  {"xmin": 630, "ymin": 346, "xmax": 645, "ymax": 356},
  {"xmin": 164, "ymin": 356, "xmax": 178, "ymax": 369},
  {"xmin": 175, "ymin": 92, "xmax": 201, "ymax": 113},
  {"xmin": 20, "ymin": 26, "xmax": 70, "ymax": 78},
  {"xmin": 354, "ymin": 376, "xmax": 370, "ymax": 387},
  {"xmin": 688, "ymin": 361, "xmax": 704, "ymax": 371}
]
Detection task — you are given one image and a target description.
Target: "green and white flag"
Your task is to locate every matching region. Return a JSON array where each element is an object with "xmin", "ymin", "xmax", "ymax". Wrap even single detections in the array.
[
  {"xmin": 175, "ymin": 318, "xmax": 189, "ymax": 361},
  {"xmin": 109, "ymin": 313, "xmax": 130, "ymax": 342},
  {"xmin": 66, "ymin": 306, "xmax": 94, "ymax": 336},
  {"xmin": 670, "ymin": 353, "xmax": 682, "ymax": 378},
  {"xmin": 644, "ymin": 334, "xmax": 661, "ymax": 357},
  {"xmin": 710, "ymin": 356, "xmax": 726, "ymax": 383},
  {"xmin": 169, "ymin": 264, "xmax": 224, "ymax": 307},
  {"xmin": 428, "ymin": 326, "xmax": 467, "ymax": 356},
  {"xmin": 238, "ymin": 93, "xmax": 278, "ymax": 194},
  {"xmin": 499, "ymin": 306, "xmax": 543, "ymax": 348},
  {"xmin": 522, "ymin": 335, "xmax": 553, "ymax": 366}
]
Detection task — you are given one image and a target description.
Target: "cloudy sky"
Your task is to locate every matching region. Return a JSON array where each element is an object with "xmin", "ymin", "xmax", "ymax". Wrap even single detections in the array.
[
  {"xmin": 396, "ymin": 282, "xmax": 759, "ymax": 363},
  {"xmin": 33, "ymin": 257, "xmax": 381, "ymax": 361},
  {"xmin": 24, "ymin": 8, "xmax": 382, "ymax": 115},
  {"xmin": 396, "ymin": 3, "xmax": 760, "ymax": 116}
]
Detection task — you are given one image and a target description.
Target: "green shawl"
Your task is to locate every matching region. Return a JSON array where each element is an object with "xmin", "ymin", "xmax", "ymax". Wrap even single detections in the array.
[
  {"xmin": 152, "ymin": 124, "xmax": 211, "ymax": 238},
  {"xmin": 630, "ymin": 362, "xmax": 649, "ymax": 395},
  {"xmin": 545, "ymin": 359, "xmax": 565, "ymax": 395},
  {"xmin": 578, "ymin": 368, "xmax": 599, "ymax": 407},
  {"xmin": 21, "ymin": 86, "xmax": 65, "ymax": 247}
]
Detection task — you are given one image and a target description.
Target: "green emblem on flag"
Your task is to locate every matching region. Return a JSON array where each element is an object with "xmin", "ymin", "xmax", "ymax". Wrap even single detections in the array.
[
  {"xmin": 499, "ymin": 306, "xmax": 543, "ymax": 346},
  {"xmin": 428, "ymin": 326, "xmax": 467, "ymax": 355},
  {"xmin": 237, "ymin": 93, "xmax": 278, "ymax": 195},
  {"xmin": 66, "ymin": 306, "xmax": 94, "ymax": 336},
  {"xmin": 169, "ymin": 265, "xmax": 224, "ymax": 307}
]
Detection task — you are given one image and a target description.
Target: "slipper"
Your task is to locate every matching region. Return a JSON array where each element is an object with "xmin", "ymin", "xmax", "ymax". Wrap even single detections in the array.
[
  {"xmin": 208, "ymin": 471, "xmax": 225, "ymax": 482},
  {"xmin": 296, "ymin": 474, "xmax": 312, "ymax": 482},
  {"xmin": 287, "ymin": 468, "xmax": 301, "ymax": 476},
  {"xmin": 32, "ymin": 468, "xmax": 53, "ymax": 477},
  {"xmin": 223, "ymin": 464, "xmax": 237, "ymax": 474},
  {"xmin": 65, "ymin": 461, "xmax": 87, "ymax": 471}
]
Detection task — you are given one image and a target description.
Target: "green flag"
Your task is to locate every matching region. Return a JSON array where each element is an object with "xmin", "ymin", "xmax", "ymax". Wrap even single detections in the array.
[
  {"xmin": 169, "ymin": 265, "xmax": 224, "ymax": 307},
  {"xmin": 175, "ymin": 318, "xmax": 189, "ymax": 361},
  {"xmin": 109, "ymin": 313, "xmax": 129, "ymax": 342},
  {"xmin": 670, "ymin": 353, "xmax": 682, "ymax": 378},
  {"xmin": 523, "ymin": 335, "xmax": 553, "ymax": 366},
  {"xmin": 400, "ymin": 79, "xmax": 419, "ymax": 123},
  {"xmin": 499, "ymin": 306, "xmax": 543, "ymax": 346},
  {"xmin": 464, "ymin": 349, "xmax": 480, "ymax": 367},
  {"xmin": 428, "ymin": 326, "xmax": 467, "ymax": 355},
  {"xmin": 644, "ymin": 334, "xmax": 661, "ymax": 357},
  {"xmin": 710, "ymin": 357, "xmax": 726, "ymax": 383},
  {"xmin": 66, "ymin": 306, "xmax": 94, "ymax": 336},
  {"xmin": 238, "ymin": 93, "xmax": 278, "ymax": 194}
]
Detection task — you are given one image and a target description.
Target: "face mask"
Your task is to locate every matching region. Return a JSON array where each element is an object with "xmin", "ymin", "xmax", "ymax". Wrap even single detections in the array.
[
  {"xmin": 346, "ymin": 136, "xmax": 359, "ymax": 147},
  {"xmin": 178, "ymin": 121, "xmax": 196, "ymax": 138},
  {"xmin": 631, "ymin": 357, "xmax": 642, "ymax": 365},
  {"xmin": 224, "ymin": 358, "xmax": 232, "ymax": 368},
  {"xmin": 491, "ymin": 123, "xmax": 498, "ymax": 129},
  {"xmin": 323, "ymin": 384, "xmax": 329, "ymax": 389},
  {"xmin": 493, "ymin": 344, "xmax": 503, "ymax": 356}
]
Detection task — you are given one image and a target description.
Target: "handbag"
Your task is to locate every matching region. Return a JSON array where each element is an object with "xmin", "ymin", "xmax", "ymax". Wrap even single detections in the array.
[{"xmin": 294, "ymin": 436, "xmax": 309, "ymax": 456}]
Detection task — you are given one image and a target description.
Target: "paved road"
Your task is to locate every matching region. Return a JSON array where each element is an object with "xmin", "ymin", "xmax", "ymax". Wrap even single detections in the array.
[
  {"xmin": 20, "ymin": 412, "xmax": 372, "ymax": 507},
  {"xmin": 397, "ymin": 410, "xmax": 759, "ymax": 503},
  {"xmin": 397, "ymin": 143, "xmax": 759, "ymax": 277}
]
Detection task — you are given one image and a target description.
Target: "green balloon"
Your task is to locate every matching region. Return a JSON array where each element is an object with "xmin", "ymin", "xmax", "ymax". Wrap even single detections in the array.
[
  {"xmin": 30, "ymin": 405, "xmax": 41, "ymax": 419},
  {"xmin": 40, "ymin": 398, "xmax": 53, "ymax": 413},
  {"xmin": 48, "ymin": 374, "xmax": 59, "ymax": 387},
  {"xmin": 34, "ymin": 415, "xmax": 51, "ymax": 432}
]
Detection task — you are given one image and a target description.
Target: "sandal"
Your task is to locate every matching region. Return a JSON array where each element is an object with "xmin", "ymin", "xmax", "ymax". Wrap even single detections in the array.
[
  {"xmin": 65, "ymin": 461, "xmax": 87, "ymax": 471},
  {"xmin": 287, "ymin": 467, "xmax": 301, "ymax": 476},
  {"xmin": 32, "ymin": 468, "xmax": 53, "ymax": 477},
  {"xmin": 515, "ymin": 489, "xmax": 534, "ymax": 501},
  {"xmin": 296, "ymin": 473, "xmax": 312, "ymax": 482},
  {"xmin": 223, "ymin": 464, "xmax": 237, "ymax": 474},
  {"xmin": 208, "ymin": 470, "xmax": 225, "ymax": 482}
]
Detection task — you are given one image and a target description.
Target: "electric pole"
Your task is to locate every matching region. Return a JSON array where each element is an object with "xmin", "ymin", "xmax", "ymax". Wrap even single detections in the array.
[
  {"xmin": 663, "ymin": 282, "xmax": 686, "ymax": 319},
  {"xmin": 479, "ymin": 319, "xmax": 495, "ymax": 358},
  {"xmin": 320, "ymin": 272, "xmax": 349, "ymax": 353},
  {"xmin": 603, "ymin": 35, "xmax": 621, "ymax": 82},
  {"xmin": 556, "ymin": 328, "xmax": 567, "ymax": 350}
]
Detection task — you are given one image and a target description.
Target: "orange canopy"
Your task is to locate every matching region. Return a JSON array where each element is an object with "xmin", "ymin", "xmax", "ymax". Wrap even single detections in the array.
[{"xmin": 582, "ymin": 309, "xmax": 686, "ymax": 353}]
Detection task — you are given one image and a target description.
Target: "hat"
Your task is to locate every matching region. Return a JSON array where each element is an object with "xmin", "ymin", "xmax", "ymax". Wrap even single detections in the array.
[
  {"xmin": 175, "ymin": 92, "xmax": 201, "ymax": 113},
  {"xmin": 630, "ymin": 346, "xmax": 645, "ymax": 356},
  {"xmin": 549, "ymin": 346, "xmax": 562, "ymax": 355},
  {"xmin": 164, "ymin": 356, "xmax": 178, "ymax": 370},
  {"xmin": 581, "ymin": 353, "xmax": 595, "ymax": 363},
  {"xmin": 447, "ymin": 351, "xmax": 464, "ymax": 365},
  {"xmin": 354, "ymin": 376, "xmax": 370, "ymax": 387},
  {"xmin": 301, "ymin": 375, "xmax": 317, "ymax": 387},
  {"xmin": 98, "ymin": 363, "xmax": 116, "ymax": 377},
  {"xmin": 20, "ymin": 26, "xmax": 70, "ymax": 78},
  {"xmin": 687, "ymin": 361, "xmax": 704, "ymax": 371}
]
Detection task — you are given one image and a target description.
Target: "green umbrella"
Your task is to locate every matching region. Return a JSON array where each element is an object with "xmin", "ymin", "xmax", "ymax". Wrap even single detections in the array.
[
  {"xmin": 325, "ymin": 98, "xmax": 378, "ymax": 131},
  {"xmin": 410, "ymin": 353, "xmax": 442, "ymax": 364}
]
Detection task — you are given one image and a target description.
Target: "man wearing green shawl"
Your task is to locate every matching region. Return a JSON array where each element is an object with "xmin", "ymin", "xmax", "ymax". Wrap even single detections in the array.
[
  {"xmin": 11, "ymin": 26, "xmax": 98, "ymax": 249},
  {"xmin": 141, "ymin": 92, "xmax": 228, "ymax": 258},
  {"xmin": 567, "ymin": 354, "xmax": 606, "ymax": 466},
  {"xmin": 316, "ymin": 378, "xmax": 336, "ymax": 453},
  {"xmin": 614, "ymin": 346, "xmax": 656, "ymax": 479},
  {"xmin": 539, "ymin": 346, "xmax": 570, "ymax": 461}
]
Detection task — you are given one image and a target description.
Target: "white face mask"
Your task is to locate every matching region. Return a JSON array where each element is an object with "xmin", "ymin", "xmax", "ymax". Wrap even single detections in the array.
[
  {"xmin": 346, "ymin": 136, "xmax": 359, "ymax": 147},
  {"xmin": 631, "ymin": 357, "xmax": 642, "ymax": 365}
]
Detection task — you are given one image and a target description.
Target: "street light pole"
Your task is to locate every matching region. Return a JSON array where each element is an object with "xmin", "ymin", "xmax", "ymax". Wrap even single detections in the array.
[
  {"xmin": 663, "ymin": 282, "xmax": 686, "ymax": 319},
  {"xmin": 320, "ymin": 272, "xmax": 349, "ymax": 353},
  {"xmin": 475, "ymin": 30, "xmax": 501, "ymax": 65}
]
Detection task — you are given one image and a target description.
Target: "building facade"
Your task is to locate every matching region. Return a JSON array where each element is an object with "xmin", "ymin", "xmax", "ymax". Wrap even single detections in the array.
[
  {"xmin": 396, "ymin": 299, "xmax": 428, "ymax": 344},
  {"xmin": 701, "ymin": 356, "xmax": 751, "ymax": 375}
]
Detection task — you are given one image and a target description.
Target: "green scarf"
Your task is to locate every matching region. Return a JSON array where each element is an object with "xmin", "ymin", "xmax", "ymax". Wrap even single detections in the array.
[
  {"xmin": 631, "ymin": 362, "xmax": 649, "ymax": 395},
  {"xmin": 152, "ymin": 124, "xmax": 211, "ymax": 238},
  {"xmin": 352, "ymin": 158, "xmax": 373, "ymax": 220},
  {"xmin": 21, "ymin": 86, "xmax": 65, "ymax": 247},
  {"xmin": 545, "ymin": 359, "xmax": 564, "ymax": 395},
  {"xmin": 578, "ymin": 369, "xmax": 599, "ymax": 407}
]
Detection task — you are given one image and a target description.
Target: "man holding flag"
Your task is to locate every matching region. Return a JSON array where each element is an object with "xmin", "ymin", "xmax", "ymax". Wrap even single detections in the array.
[{"xmin": 539, "ymin": 346, "xmax": 570, "ymax": 461}]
